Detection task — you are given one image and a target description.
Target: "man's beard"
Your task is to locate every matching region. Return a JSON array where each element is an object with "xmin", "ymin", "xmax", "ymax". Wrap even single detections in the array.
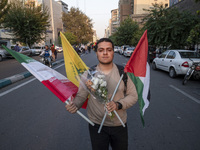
[
  {"xmin": 99, "ymin": 60, "xmax": 113, "ymax": 65},
  {"xmin": 97, "ymin": 55, "xmax": 113, "ymax": 65}
]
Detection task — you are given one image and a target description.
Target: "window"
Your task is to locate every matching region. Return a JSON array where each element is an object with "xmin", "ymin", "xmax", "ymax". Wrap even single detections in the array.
[
  {"xmin": 159, "ymin": 51, "xmax": 168, "ymax": 58},
  {"xmin": 166, "ymin": 51, "xmax": 176, "ymax": 59},
  {"xmin": 179, "ymin": 52, "xmax": 200, "ymax": 58}
]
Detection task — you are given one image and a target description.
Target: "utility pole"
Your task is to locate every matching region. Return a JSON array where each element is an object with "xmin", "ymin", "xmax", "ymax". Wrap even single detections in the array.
[{"xmin": 50, "ymin": 0, "xmax": 55, "ymax": 45}]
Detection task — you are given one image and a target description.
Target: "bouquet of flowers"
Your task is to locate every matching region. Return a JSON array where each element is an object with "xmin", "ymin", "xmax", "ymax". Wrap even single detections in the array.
[
  {"xmin": 78, "ymin": 70, "xmax": 114, "ymax": 118},
  {"xmin": 85, "ymin": 74, "xmax": 108, "ymax": 103}
]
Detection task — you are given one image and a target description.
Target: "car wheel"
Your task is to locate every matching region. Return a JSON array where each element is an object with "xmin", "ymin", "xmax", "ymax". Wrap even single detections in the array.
[
  {"xmin": 0, "ymin": 55, "xmax": 2, "ymax": 62},
  {"xmin": 169, "ymin": 67, "xmax": 176, "ymax": 78},
  {"xmin": 152, "ymin": 62, "xmax": 157, "ymax": 70}
]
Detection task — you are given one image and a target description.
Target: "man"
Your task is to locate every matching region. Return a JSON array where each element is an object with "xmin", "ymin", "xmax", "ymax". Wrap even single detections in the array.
[
  {"xmin": 14, "ymin": 44, "xmax": 20, "ymax": 52},
  {"xmin": 50, "ymin": 44, "xmax": 55, "ymax": 61},
  {"xmin": 65, "ymin": 38, "xmax": 138, "ymax": 150},
  {"xmin": 40, "ymin": 45, "xmax": 52, "ymax": 67}
]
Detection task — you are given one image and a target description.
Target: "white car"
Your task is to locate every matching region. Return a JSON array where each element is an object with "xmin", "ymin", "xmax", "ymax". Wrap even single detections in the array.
[
  {"xmin": 152, "ymin": 50, "xmax": 200, "ymax": 78},
  {"xmin": 123, "ymin": 47, "xmax": 135, "ymax": 57},
  {"xmin": 55, "ymin": 46, "xmax": 63, "ymax": 53},
  {"xmin": 114, "ymin": 46, "xmax": 120, "ymax": 53},
  {"xmin": 0, "ymin": 49, "xmax": 7, "ymax": 61},
  {"xmin": 30, "ymin": 46, "xmax": 45, "ymax": 55}
]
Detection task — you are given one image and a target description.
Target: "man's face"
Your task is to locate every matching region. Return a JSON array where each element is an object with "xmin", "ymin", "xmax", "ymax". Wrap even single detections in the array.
[{"xmin": 96, "ymin": 41, "xmax": 114, "ymax": 65}]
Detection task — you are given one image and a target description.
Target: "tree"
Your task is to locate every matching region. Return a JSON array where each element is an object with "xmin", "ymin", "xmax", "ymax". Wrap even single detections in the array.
[
  {"xmin": 187, "ymin": 23, "xmax": 200, "ymax": 50},
  {"xmin": 112, "ymin": 17, "xmax": 139, "ymax": 46},
  {"xmin": 143, "ymin": 3, "xmax": 200, "ymax": 49},
  {"xmin": 62, "ymin": 7, "xmax": 93, "ymax": 44},
  {"xmin": 0, "ymin": 0, "xmax": 10, "ymax": 25},
  {"xmin": 58, "ymin": 31, "xmax": 77, "ymax": 45},
  {"xmin": 2, "ymin": 1, "xmax": 50, "ymax": 47}
]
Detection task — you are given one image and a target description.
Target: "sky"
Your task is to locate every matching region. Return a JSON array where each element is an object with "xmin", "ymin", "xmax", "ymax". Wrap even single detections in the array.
[{"xmin": 62, "ymin": 0, "xmax": 119, "ymax": 38}]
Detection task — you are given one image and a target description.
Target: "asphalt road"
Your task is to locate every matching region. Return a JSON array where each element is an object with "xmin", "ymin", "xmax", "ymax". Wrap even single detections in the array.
[
  {"xmin": 0, "ymin": 50, "xmax": 200, "ymax": 150},
  {"xmin": 0, "ymin": 52, "xmax": 64, "ymax": 79}
]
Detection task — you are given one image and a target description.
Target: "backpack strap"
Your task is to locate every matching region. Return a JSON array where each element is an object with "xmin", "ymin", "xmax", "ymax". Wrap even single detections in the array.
[{"xmin": 116, "ymin": 64, "xmax": 127, "ymax": 87}]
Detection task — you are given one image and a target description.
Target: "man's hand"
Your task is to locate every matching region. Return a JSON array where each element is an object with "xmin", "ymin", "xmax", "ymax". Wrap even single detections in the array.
[
  {"xmin": 106, "ymin": 101, "xmax": 118, "ymax": 114},
  {"xmin": 65, "ymin": 101, "xmax": 78, "ymax": 114}
]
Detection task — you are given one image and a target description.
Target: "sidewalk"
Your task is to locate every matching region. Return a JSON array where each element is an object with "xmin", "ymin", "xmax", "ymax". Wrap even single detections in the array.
[{"xmin": 0, "ymin": 59, "xmax": 64, "ymax": 89}]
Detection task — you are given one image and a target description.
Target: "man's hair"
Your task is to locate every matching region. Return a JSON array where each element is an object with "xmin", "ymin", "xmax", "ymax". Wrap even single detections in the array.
[{"xmin": 95, "ymin": 38, "xmax": 114, "ymax": 52}]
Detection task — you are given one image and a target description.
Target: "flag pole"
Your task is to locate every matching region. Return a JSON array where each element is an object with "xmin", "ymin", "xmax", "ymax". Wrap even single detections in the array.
[
  {"xmin": 65, "ymin": 100, "xmax": 94, "ymax": 126},
  {"xmin": 98, "ymin": 74, "xmax": 125, "ymax": 133}
]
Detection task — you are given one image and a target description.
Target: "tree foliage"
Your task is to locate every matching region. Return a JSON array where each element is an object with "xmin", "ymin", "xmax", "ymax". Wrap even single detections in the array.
[
  {"xmin": 58, "ymin": 31, "xmax": 77, "ymax": 46},
  {"xmin": 143, "ymin": 3, "xmax": 200, "ymax": 49},
  {"xmin": 62, "ymin": 7, "xmax": 93, "ymax": 44},
  {"xmin": 187, "ymin": 23, "xmax": 200, "ymax": 48},
  {"xmin": 110, "ymin": 17, "xmax": 140, "ymax": 46},
  {"xmin": 2, "ymin": 1, "xmax": 50, "ymax": 47},
  {"xmin": 0, "ymin": 0, "xmax": 10, "ymax": 24}
]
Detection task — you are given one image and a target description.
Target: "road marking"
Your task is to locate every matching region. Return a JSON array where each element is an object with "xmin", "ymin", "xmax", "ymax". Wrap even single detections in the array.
[
  {"xmin": 0, "ymin": 63, "xmax": 65, "ymax": 97},
  {"xmin": 169, "ymin": 85, "xmax": 200, "ymax": 104}
]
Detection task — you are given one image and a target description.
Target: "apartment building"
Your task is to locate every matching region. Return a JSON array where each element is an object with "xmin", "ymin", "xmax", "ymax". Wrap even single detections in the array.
[
  {"xmin": 1, "ymin": 0, "xmax": 68, "ymax": 46},
  {"xmin": 118, "ymin": 0, "xmax": 169, "ymax": 26}
]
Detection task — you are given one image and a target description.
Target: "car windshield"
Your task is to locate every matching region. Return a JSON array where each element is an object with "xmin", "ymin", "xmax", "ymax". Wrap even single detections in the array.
[
  {"xmin": 127, "ymin": 48, "xmax": 134, "ymax": 50},
  {"xmin": 33, "ymin": 47, "xmax": 41, "ymax": 49},
  {"xmin": 179, "ymin": 52, "xmax": 200, "ymax": 58}
]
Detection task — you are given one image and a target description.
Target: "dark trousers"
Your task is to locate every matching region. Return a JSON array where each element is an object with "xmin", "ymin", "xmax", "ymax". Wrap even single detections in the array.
[{"xmin": 89, "ymin": 123, "xmax": 128, "ymax": 150}]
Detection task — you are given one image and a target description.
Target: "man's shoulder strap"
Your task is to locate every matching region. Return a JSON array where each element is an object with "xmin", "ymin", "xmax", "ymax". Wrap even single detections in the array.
[{"xmin": 115, "ymin": 64, "xmax": 127, "ymax": 87}]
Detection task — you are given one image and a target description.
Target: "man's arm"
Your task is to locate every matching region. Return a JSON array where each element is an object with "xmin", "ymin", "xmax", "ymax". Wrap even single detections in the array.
[{"xmin": 116, "ymin": 75, "xmax": 138, "ymax": 110}]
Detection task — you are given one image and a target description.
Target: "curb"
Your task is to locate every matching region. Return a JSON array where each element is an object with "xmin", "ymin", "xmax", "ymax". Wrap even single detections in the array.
[{"xmin": 0, "ymin": 59, "xmax": 64, "ymax": 89}]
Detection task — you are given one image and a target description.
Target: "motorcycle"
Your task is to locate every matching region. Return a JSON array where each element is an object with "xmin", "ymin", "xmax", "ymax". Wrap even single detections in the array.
[
  {"xmin": 182, "ymin": 59, "xmax": 200, "ymax": 85},
  {"xmin": 40, "ymin": 55, "xmax": 52, "ymax": 68}
]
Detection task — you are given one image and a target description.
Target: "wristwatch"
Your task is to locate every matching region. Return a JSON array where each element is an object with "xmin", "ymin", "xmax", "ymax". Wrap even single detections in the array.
[{"xmin": 116, "ymin": 102, "xmax": 122, "ymax": 110}]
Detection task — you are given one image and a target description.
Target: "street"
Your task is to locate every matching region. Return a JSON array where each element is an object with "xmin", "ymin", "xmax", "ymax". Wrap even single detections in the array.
[{"xmin": 0, "ymin": 50, "xmax": 200, "ymax": 150}]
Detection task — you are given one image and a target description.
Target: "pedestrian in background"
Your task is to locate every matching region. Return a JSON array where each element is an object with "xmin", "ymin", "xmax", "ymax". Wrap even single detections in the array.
[
  {"xmin": 65, "ymin": 38, "xmax": 138, "ymax": 150},
  {"xmin": 50, "ymin": 44, "xmax": 55, "ymax": 61},
  {"xmin": 14, "ymin": 44, "xmax": 20, "ymax": 52}
]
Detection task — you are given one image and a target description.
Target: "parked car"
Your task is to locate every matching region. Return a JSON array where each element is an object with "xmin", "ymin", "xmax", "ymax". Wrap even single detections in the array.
[
  {"xmin": 0, "ymin": 49, "xmax": 7, "ymax": 62},
  {"xmin": 5, "ymin": 46, "xmax": 32, "ymax": 57},
  {"xmin": 119, "ymin": 45, "xmax": 129, "ymax": 55},
  {"xmin": 30, "ymin": 46, "xmax": 45, "ymax": 55},
  {"xmin": 55, "ymin": 46, "xmax": 63, "ymax": 53},
  {"xmin": 152, "ymin": 50, "xmax": 200, "ymax": 78},
  {"xmin": 114, "ymin": 46, "xmax": 120, "ymax": 53},
  {"xmin": 123, "ymin": 47, "xmax": 135, "ymax": 57}
]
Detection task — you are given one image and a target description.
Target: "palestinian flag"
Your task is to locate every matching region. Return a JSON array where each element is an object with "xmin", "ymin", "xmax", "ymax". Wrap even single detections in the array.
[
  {"xmin": 124, "ymin": 30, "xmax": 150, "ymax": 126},
  {"xmin": 2, "ymin": 45, "xmax": 78, "ymax": 103}
]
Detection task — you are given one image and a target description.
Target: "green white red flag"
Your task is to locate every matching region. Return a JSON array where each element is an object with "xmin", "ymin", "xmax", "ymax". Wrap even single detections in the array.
[
  {"xmin": 124, "ymin": 30, "xmax": 150, "ymax": 125},
  {"xmin": 2, "ymin": 45, "xmax": 94, "ymax": 126},
  {"xmin": 2, "ymin": 45, "xmax": 78, "ymax": 102}
]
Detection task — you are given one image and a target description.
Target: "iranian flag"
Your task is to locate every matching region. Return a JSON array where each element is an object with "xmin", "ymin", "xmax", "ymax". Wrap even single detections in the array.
[
  {"xmin": 124, "ymin": 30, "xmax": 150, "ymax": 125},
  {"xmin": 2, "ymin": 45, "xmax": 94, "ymax": 126}
]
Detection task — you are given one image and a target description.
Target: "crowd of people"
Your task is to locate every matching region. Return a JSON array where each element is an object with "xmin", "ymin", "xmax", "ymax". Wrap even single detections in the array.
[{"xmin": 73, "ymin": 45, "xmax": 93, "ymax": 56}]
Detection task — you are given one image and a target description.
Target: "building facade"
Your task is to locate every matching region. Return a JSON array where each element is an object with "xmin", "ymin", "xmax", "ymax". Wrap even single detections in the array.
[
  {"xmin": 1, "ymin": 0, "xmax": 68, "ymax": 47},
  {"xmin": 111, "ymin": 9, "xmax": 119, "ymax": 35}
]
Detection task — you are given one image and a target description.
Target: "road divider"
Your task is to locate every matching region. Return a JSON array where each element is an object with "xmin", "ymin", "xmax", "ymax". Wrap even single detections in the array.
[{"xmin": 0, "ymin": 59, "xmax": 64, "ymax": 89}]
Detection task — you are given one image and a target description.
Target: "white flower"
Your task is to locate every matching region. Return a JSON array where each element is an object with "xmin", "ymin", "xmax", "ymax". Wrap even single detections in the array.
[
  {"xmin": 91, "ymin": 84, "xmax": 98, "ymax": 90},
  {"xmin": 91, "ymin": 77, "xmax": 99, "ymax": 86},
  {"xmin": 97, "ymin": 74, "xmax": 105, "ymax": 79},
  {"xmin": 99, "ymin": 79, "xmax": 103, "ymax": 84},
  {"xmin": 97, "ymin": 89, "xmax": 102, "ymax": 93},
  {"xmin": 100, "ymin": 81, "xmax": 107, "ymax": 87}
]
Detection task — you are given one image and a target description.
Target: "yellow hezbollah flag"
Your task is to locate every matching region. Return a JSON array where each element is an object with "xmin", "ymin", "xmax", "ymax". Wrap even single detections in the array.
[{"xmin": 60, "ymin": 32, "xmax": 88, "ymax": 87}]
